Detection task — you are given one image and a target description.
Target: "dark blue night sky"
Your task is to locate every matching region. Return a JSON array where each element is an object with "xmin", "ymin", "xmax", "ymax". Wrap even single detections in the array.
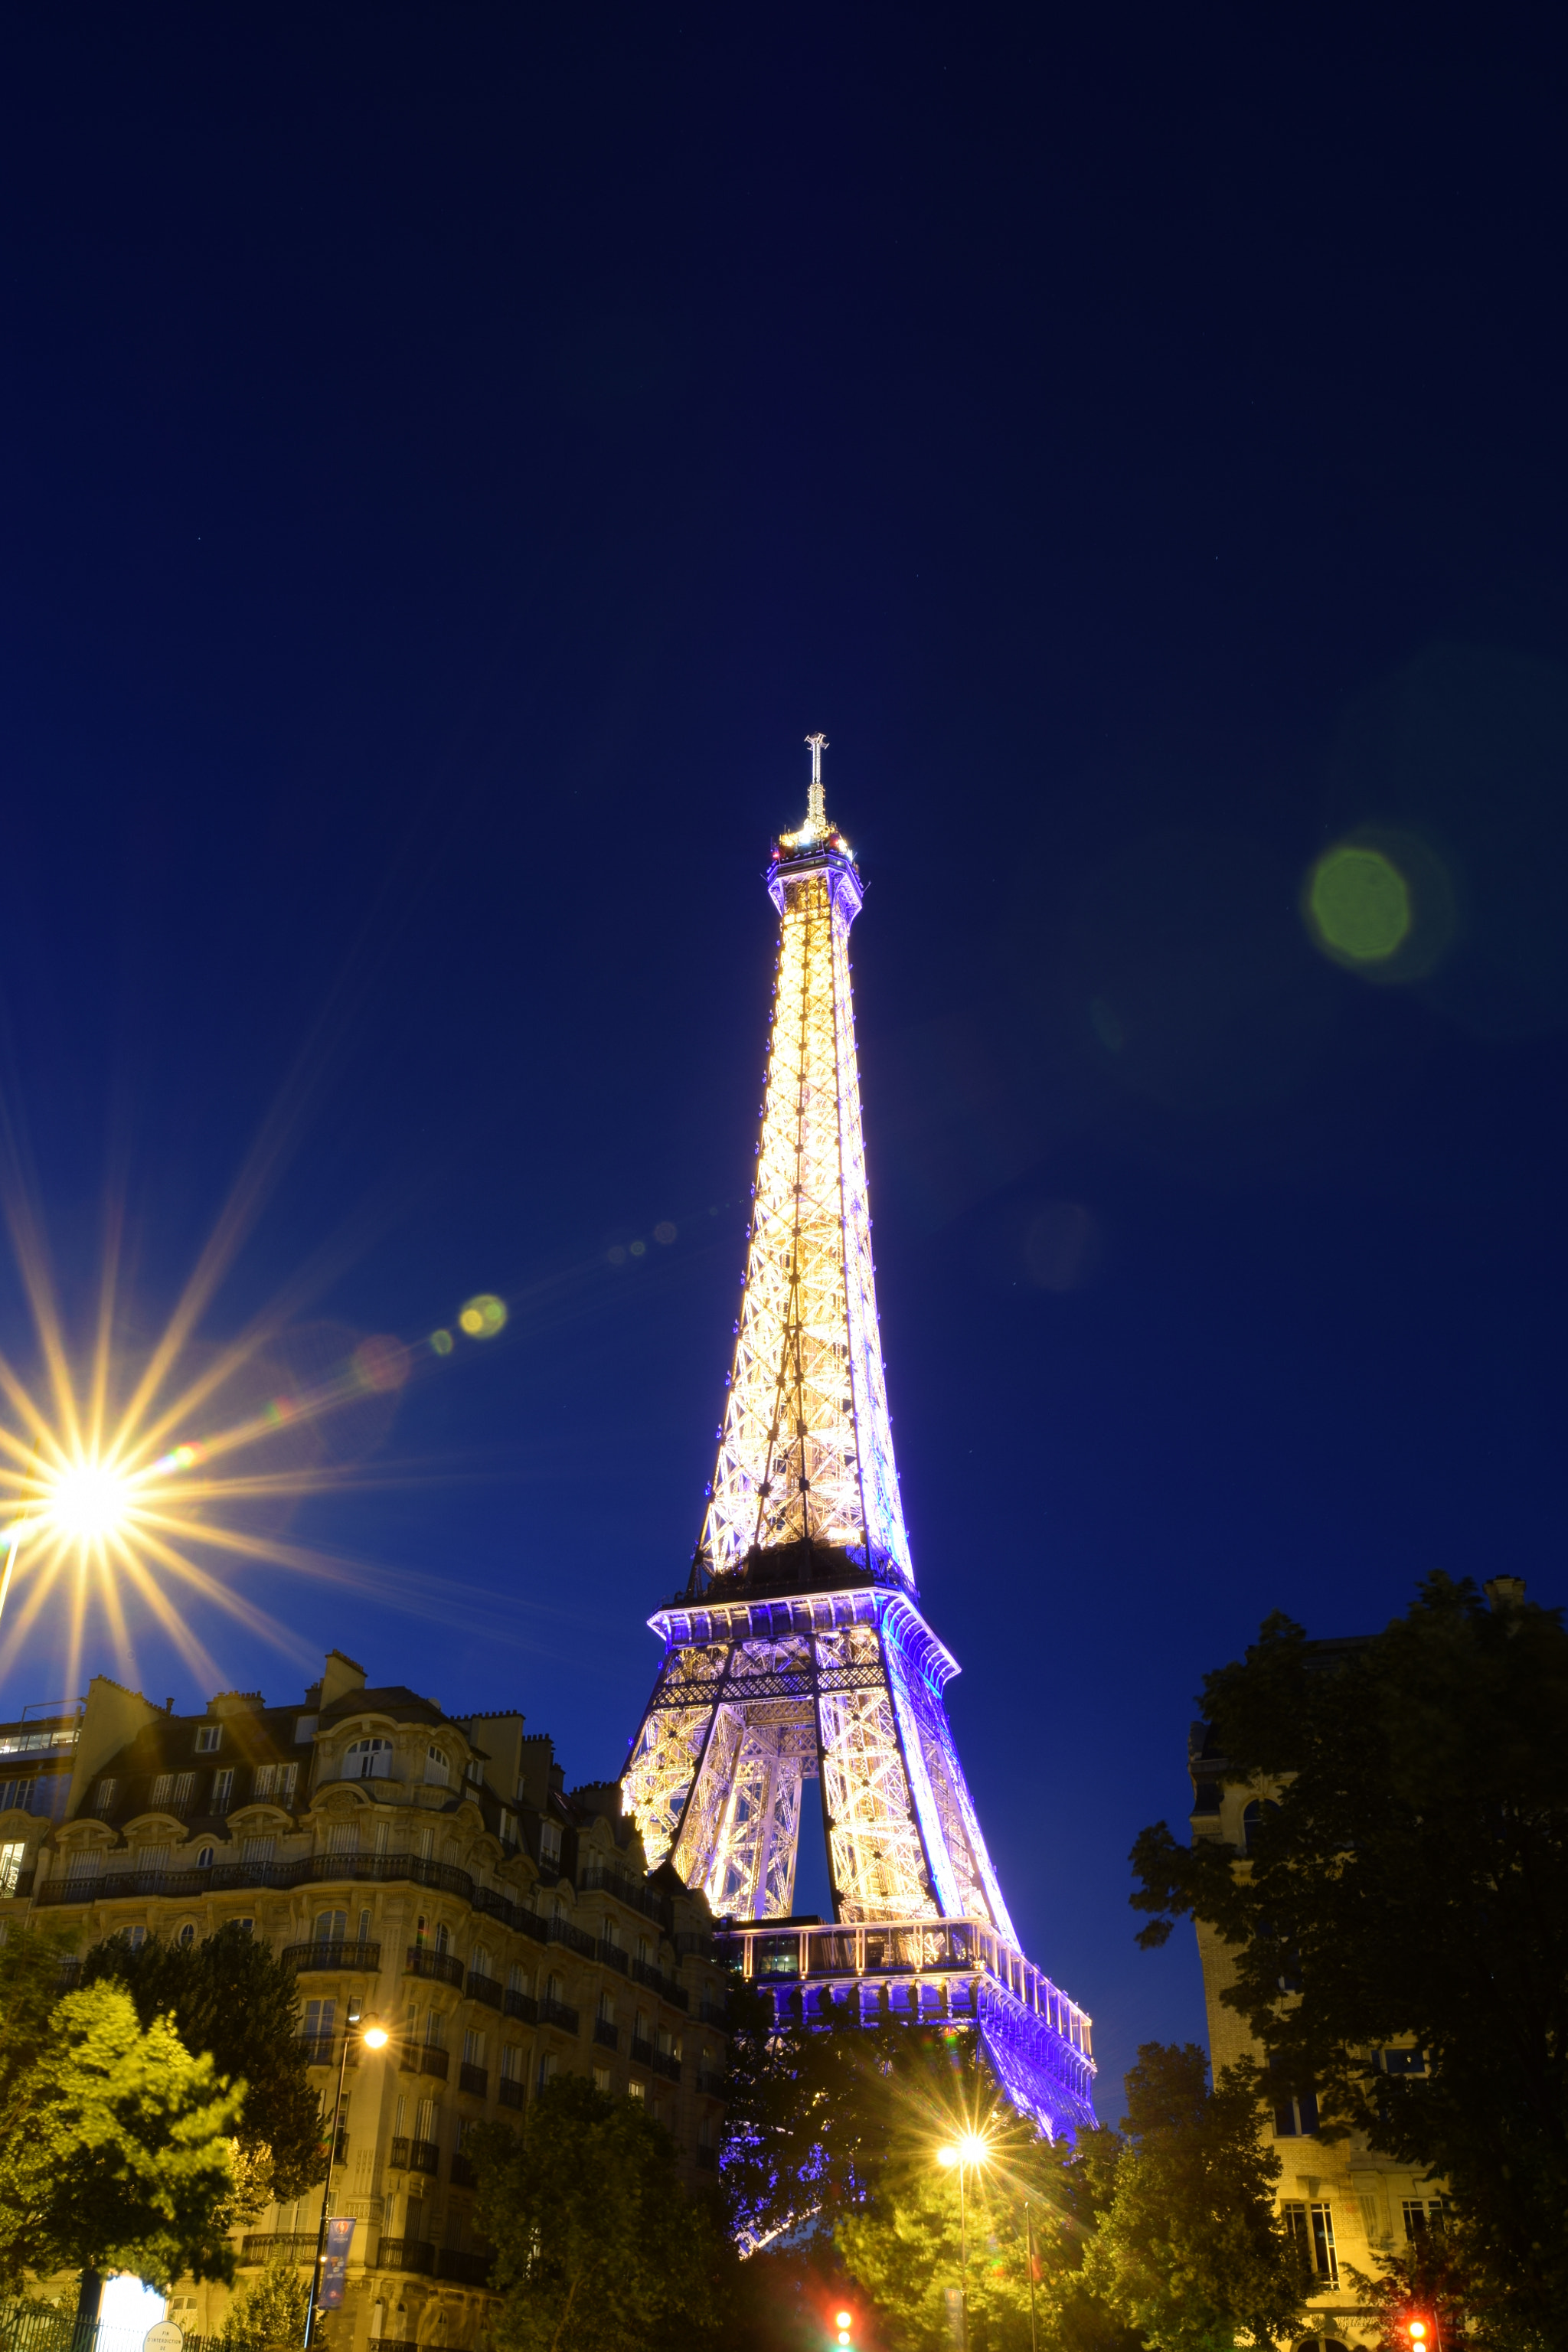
[{"xmin": 0, "ymin": 6, "xmax": 1564, "ymax": 2109}]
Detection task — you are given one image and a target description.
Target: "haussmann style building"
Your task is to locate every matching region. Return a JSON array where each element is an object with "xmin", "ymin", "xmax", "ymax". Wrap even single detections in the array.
[{"xmin": 0, "ymin": 1648, "xmax": 730, "ymax": 2352}]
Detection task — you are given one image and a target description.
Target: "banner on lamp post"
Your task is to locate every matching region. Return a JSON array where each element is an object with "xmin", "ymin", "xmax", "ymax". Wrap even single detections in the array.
[{"xmin": 318, "ymin": 2216, "xmax": 357, "ymax": 2310}]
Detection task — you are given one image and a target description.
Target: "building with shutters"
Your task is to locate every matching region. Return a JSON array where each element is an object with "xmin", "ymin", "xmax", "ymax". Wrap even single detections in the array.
[{"xmin": 0, "ymin": 1648, "xmax": 731, "ymax": 2352}]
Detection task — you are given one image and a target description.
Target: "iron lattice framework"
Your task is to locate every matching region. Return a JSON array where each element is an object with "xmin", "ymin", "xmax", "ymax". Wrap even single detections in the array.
[{"xmin": 622, "ymin": 740, "xmax": 1095, "ymax": 2134}]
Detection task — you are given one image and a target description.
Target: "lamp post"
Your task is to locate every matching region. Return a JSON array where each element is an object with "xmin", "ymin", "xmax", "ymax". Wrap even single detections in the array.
[
  {"xmin": 304, "ymin": 2002, "xmax": 387, "ymax": 2350},
  {"xmin": 1024, "ymin": 2199, "xmax": 1038, "ymax": 2352},
  {"xmin": 936, "ymin": 2132, "xmax": 992, "ymax": 2352}
]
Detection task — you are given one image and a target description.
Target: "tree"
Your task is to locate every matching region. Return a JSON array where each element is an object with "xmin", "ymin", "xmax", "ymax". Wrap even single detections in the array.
[
  {"xmin": 1080, "ymin": 2044, "xmax": 1308, "ymax": 2352},
  {"xmin": 82, "ymin": 1920, "xmax": 325, "ymax": 2209},
  {"xmin": 1129, "ymin": 1576, "xmax": 1568, "ymax": 2349},
  {"xmin": 0, "ymin": 1980, "xmax": 241, "ymax": 2293},
  {"xmin": 469, "ymin": 2074, "xmax": 731, "ymax": 2350},
  {"xmin": 217, "ymin": 2255, "xmax": 324, "ymax": 2352},
  {"xmin": 1348, "ymin": 2234, "xmax": 1475, "ymax": 2352}
]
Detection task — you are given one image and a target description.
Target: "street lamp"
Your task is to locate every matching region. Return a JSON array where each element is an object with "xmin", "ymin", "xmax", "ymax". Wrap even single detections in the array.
[
  {"xmin": 936, "ymin": 2131, "xmax": 993, "ymax": 2351},
  {"xmin": 304, "ymin": 2001, "xmax": 388, "ymax": 2350}
]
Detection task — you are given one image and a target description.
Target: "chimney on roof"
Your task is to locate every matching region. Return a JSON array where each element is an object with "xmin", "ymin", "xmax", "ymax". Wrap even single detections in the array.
[
  {"xmin": 1484, "ymin": 1576, "xmax": 1527, "ymax": 1614},
  {"xmin": 321, "ymin": 1651, "xmax": 368, "ymax": 1709}
]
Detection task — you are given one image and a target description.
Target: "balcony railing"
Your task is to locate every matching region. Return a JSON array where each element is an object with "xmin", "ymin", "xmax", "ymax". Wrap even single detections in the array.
[
  {"xmin": 297, "ymin": 2033, "xmax": 336, "ymax": 2066},
  {"xmin": 696, "ymin": 2068, "xmax": 725, "ymax": 2096},
  {"xmin": 389, "ymin": 2136, "xmax": 440, "ymax": 2176},
  {"xmin": 458, "ymin": 2062, "xmax": 487, "ymax": 2097},
  {"xmin": 630, "ymin": 1958, "xmax": 689, "ymax": 2012},
  {"xmin": 405, "ymin": 1947, "xmax": 463, "ymax": 1987},
  {"xmin": 576, "ymin": 1864, "xmax": 672, "ymax": 1930},
  {"xmin": 436, "ymin": 2250, "xmax": 492, "ymax": 2286},
  {"xmin": 377, "ymin": 2239, "xmax": 436, "ymax": 2275},
  {"xmin": 465, "ymin": 1971, "xmax": 502, "ymax": 2009},
  {"xmin": 283, "ymin": 1939, "xmax": 381, "ymax": 1973},
  {"xmin": 593, "ymin": 2018, "xmax": 619, "ymax": 2050},
  {"xmin": 240, "ymin": 2233, "xmax": 318, "ymax": 2263},
  {"xmin": 35, "ymin": 1849, "xmax": 485, "ymax": 1909},
  {"xmin": 697, "ymin": 1998, "xmax": 730, "ymax": 2027},
  {"xmin": 498, "ymin": 2076, "xmax": 524, "ymax": 2111},
  {"xmin": 652, "ymin": 2050, "xmax": 682, "ymax": 2083},
  {"xmin": 596, "ymin": 1939, "xmax": 629, "ymax": 1974},
  {"xmin": 629, "ymin": 2034, "xmax": 654, "ymax": 2068},
  {"xmin": 539, "ymin": 1998, "xmax": 579, "ymax": 2035},
  {"xmin": 503, "ymin": 1988, "xmax": 537, "ymax": 2024}
]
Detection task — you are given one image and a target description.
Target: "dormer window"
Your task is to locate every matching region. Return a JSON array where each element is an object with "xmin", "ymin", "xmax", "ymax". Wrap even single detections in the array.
[
  {"xmin": 425, "ymin": 1746, "xmax": 449, "ymax": 1787},
  {"xmin": 539, "ymin": 1821, "xmax": 561, "ymax": 1866},
  {"xmin": 194, "ymin": 1726, "xmax": 221, "ymax": 1755},
  {"xmin": 347, "ymin": 1738, "xmax": 392, "ymax": 1781},
  {"xmin": 93, "ymin": 1778, "xmax": 117, "ymax": 1815}
]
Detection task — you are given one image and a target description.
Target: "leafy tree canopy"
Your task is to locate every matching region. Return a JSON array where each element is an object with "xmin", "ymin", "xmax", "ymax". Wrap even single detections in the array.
[
  {"xmin": 82, "ymin": 1920, "xmax": 325, "ymax": 2208},
  {"xmin": 469, "ymin": 2073, "xmax": 732, "ymax": 2352},
  {"xmin": 0, "ymin": 1979, "xmax": 240, "ymax": 2292},
  {"xmin": 1079, "ymin": 2044, "xmax": 1307, "ymax": 2352},
  {"xmin": 1129, "ymin": 1574, "xmax": 1568, "ymax": 2347},
  {"xmin": 217, "ymin": 2255, "xmax": 324, "ymax": 2352}
]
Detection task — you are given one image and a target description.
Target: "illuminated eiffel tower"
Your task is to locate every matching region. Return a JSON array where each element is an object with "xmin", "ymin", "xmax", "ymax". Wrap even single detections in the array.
[{"xmin": 622, "ymin": 738, "xmax": 1096, "ymax": 2134}]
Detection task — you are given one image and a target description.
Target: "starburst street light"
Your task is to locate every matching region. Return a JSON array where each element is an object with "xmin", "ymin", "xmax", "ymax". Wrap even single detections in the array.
[{"xmin": 936, "ymin": 2127, "xmax": 996, "ymax": 2352}]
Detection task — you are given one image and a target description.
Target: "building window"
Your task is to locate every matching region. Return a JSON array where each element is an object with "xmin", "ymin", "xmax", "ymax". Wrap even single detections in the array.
[
  {"xmin": 279, "ymin": 1762, "xmax": 299, "ymax": 1806},
  {"xmin": 195, "ymin": 1846, "xmax": 214, "ymax": 1869},
  {"xmin": 253, "ymin": 1764, "xmax": 276, "ymax": 1800},
  {"xmin": 357, "ymin": 1907, "xmax": 373, "ymax": 1944},
  {"xmin": 253, "ymin": 1762, "xmax": 298, "ymax": 1806},
  {"xmin": 500, "ymin": 2046, "xmax": 522, "ymax": 2083},
  {"xmin": 149, "ymin": 1774, "xmax": 175, "ymax": 1808},
  {"xmin": 462, "ymin": 2028, "xmax": 485, "ymax": 2067},
  {"xmin": 424, "ymin": 2011, "xmax": 446, "ymax": 2050},
  {"xmin": 326, "ymin": 1822, "xmax": 358, "ymax": 1854},
  {"xmin": 498, "ymin": 1810, "xmax": 518, "ymax": 1849},
  {"xmin": 346, "ymin": 1738, "xmax": 392, "ymax": 1780},
  {"xmin": 1403, "ymin": 2199, "xmax": 1448, "ymax": 2240},
  {"xmin": 126, "ymin": 1925, "xmax": 146, "ymax": 1949},
  {"xmin": 472, "ymin": 1942, "xmax": 493, "ymax": 1979},
  {"xmin": 172, "ymin": 1773, "xmax": 198, "ymax": 1811},
  {"xmin": 592, "ymin": 2065, "xmax": 611, "ymax": 2094},
  {"xmin": 627, "ymin": 2079, "xmax": 646, "ymax": 2102},
  {"xmin": 507, "ymin": 1962, "xmax": 529, "ymax": 1995},
  {"xmin": 597, "ymin": 1991, "xmax": 615, "ymax": 2023},
  {"xmin": 539, "ymin": 1820, "xmax": 561, "ymax": 1865},
  {"xmin": 137, "ymin": 1843, "xmax": 172, "ymax": 1875},
  {"xmin": 536, "ymin": 2052, "xmax": 558, "ymax": 2092},
  {"xmin": 315, "ymin": 1910, "xmax": 348, "ymax": 1944},
  {"xmin": 194, "ymin": 1726, "xmax": 221, "ymax": 1754},
  {"xmin": 1380, "ymin": 2048, "xmax": 1429, "ymax": 2076},
  {"xmin": 0, "ymin": 1841, "xmax": 25, "ymax": 1895},
  {"xmin": 414, "ymin": 2096, "xmax": 438, "ymax": 2143},
  {"xmin": 425, "ymin": 1746, "xmax": 449, "ymax": 1786},
  {"xmin": 240, "ymin": 1835, "xmax": 276, "ymax": 1867},
  {"xmin": 1242, "ymin": 1798, "xmax": 1281, "ymax": 1855},
  {"xmin": 305, "ymin": 1998, "xmax": 337, "ymax": 2045},
  {"xmin": 93, "ymin": 1778, "xmax": 117, "ymax": 1814},
  {"xmin": 1270, "ymin": 2063, "xmax": 1319, "ymax": 2138},
  {"xmin": 1282, "ymin": 2201, "xmax": 1338, "ymax": 2287},
  {"xmin": 177, "ymin": 1922, "xmax": 197, "ymax": 1949},
  {"xmin": 211, "ymin": 1769, "xmax": 234, "ymax": 1813}
]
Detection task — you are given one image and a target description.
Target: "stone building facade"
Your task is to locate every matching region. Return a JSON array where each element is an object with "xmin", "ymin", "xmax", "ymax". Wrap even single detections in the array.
[
  {"xmin": 0, "ymin": 1649, "xmax": 731, "ymax": 2352},
  {"xmin": 1187, "ymin": 1700, "xmax": 1446, "ymax": 2352}
]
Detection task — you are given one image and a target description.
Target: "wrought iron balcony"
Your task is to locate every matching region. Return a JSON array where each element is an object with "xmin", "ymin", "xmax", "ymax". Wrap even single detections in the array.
[
  {"xmin": 593, "ymin": 2018, "xmax": 619, "ymax": 2050},
  {"xmin": 417, "ymin": 2045, "xmax": 449, "ymax": 2080},
  {"xmin": 696, "ymin": 2068, "xmax": 725, "ymax": 2096},
  {"xmin": 652, "ymin": 2050, "xmax": 682, "ymax": 2083},
  {"xmin": 464, "ymin": 1970, "xmax": 502, "ymax": 2008},
  {"xmin": 404, "ymin": 1946, "xmax": 462, "ymax": 1987},
  {"xmin": 596, "ymin": 1939, "xmax": 629, "ymax": 1973},
  {"xmin": 629, "ymin": 2034, "xmax": 654, "ymax": 2067},
  {"xmin": 389, "ymin": 2136, "xmax": 440, "ymax": 2176},
  {"xmin": 459, "ymin": 2061, "xmax": 487, "ymax": 2096},
  {"xmin": 503, "ymin": 1988, "xmax": 537, "ymax": 2024},
  {"xmin": 436, "ymin": 2249, "xmax": 492, "ymax": 2285},
  {"xmin": 377, "ymin": 2238, "xmax": 436, "ymax": 2275},
  {"xmin": 538, "ymin": 1997, "xmax": 579, "ymax": 2034},
  {"xmin": 576, "ymin": 1865, "xmax": 672, "ymax": 1930},
  {"xmin": 283, "ymin": 1939, "xmax": 381, "ymax": 1973},
  {"xmin": 240, "ymin": 2233, "xmax": 319, "ymax": 2263},
  {"xmin": 630, "ymin": 1957, "xmax": 688, "ymax": 2010},
  {"xmin": 297, "ymin": 2032, "xmax": 336, "ymax": 2066},
  {"xmin": 498, "ymin": 2076, "xmax": 524, "ymax": 2110}
]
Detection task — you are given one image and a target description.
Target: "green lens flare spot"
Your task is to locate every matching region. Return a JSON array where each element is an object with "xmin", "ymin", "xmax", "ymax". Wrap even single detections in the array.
[
  {"xmin": 430, "ymin": 1329, "xmax": 454, "ymax": 1356},
  {"xmin": 1308, "ymin": 845, "xmax": 1412, "ymax": 962},
  {"xmin": 458, "ymin": 1294, "xmax": 508, "ymax": 1339}
]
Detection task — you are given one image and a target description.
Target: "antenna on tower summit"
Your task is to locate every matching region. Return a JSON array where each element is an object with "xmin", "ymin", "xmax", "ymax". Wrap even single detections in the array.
[{"xmin": 804, "ymin": 731, "xmax": 828, "ymax": 831}]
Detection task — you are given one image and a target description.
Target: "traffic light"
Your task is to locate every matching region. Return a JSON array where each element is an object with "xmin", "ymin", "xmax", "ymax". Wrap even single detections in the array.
[
  {"xmin": 833, "ymin": 2308, "xmax": 854, "ymax": 2348},
  {"xmin": 1404, "ymin": 2313, "xmax": 1432, "ymax": 2349}
]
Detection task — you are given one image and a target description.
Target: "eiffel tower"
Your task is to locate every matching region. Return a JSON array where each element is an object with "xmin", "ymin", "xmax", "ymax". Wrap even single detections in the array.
[{"xmin": 622, "ymin": 738, "xmax": 1096, "ymax": 2134}]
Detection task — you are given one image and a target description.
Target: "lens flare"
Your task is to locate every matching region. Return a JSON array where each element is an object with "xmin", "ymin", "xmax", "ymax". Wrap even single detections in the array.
[
  {"xmin": 1308, "ymin": 844, "xmax": 1412, "ymax": 962},
  {"xmin": 458, "ymin": 1293, "xmax": 507, "ymax": 1338}
]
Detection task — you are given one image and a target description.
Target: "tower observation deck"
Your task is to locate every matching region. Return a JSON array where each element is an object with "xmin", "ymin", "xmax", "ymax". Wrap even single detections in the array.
[{"xmin": 622, "ymin": 739, "xmax": 1095, "ymax": 2135}]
